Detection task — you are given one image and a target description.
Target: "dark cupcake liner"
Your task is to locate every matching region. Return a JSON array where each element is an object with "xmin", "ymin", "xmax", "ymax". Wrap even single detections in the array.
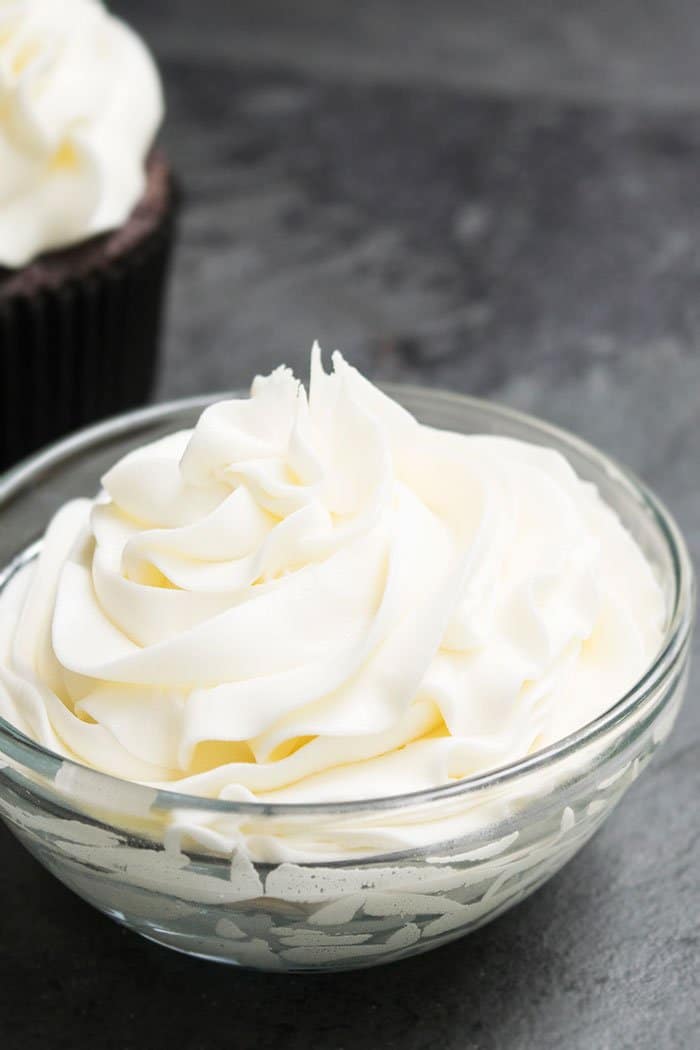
[{"xmin": 0, "ymin": 200, "xmax": 177, "ymax": 472}]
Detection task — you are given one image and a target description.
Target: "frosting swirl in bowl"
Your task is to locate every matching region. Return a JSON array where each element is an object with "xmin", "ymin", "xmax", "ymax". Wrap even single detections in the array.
[
  {"xmin": 0, "ymin": 0, "xmax": 162, "ymax": 267},
  {"xmin": 0, "ymin": 348, "xmax": 665, "ymax": 805}
]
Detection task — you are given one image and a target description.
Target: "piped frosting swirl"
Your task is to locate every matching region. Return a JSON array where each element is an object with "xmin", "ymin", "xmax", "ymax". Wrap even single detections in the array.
[
  {"xmin": 0, "ymin": 348, "xmax": 665, "ymax": 806},
  {"xmin": 0, "ymin": 0, "xmax": 162, "ymax": 267}
]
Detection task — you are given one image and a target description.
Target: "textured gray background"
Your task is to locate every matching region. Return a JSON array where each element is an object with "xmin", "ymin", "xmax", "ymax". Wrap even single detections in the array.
[{"xmin": 1, "ymin": 2, "xmax": 699, "ymax": 1048}]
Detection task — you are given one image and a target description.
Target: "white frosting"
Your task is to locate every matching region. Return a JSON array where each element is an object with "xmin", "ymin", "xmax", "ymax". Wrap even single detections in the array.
[
  {"xmin": 0, "ymin": 349, "xmax": 665, "ymax": 821},
  {"xmin": 0, "ymin": 0, "xmax": 163, "ymax": 267}
]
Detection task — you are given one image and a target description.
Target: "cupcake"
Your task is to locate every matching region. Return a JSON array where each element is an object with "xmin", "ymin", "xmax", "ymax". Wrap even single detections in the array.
[{"xmin": 0, "ymin": 0, "xmax": 177, "ymax": 470}]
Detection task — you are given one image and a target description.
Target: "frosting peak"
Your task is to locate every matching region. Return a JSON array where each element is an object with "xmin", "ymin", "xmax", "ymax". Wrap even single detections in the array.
[
  {"xmin": 0, "ymin": 349, "xmax": 665, "ymax": 806},
  {"xmin": 0, "ymin": 0, "xmax": 163, "ymax": 267}
]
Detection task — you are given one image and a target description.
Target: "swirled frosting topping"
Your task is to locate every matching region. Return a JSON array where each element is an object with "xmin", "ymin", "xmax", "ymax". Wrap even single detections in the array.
[
  {"xmin": 0, "ymin": 349, "xmax": 665, "ymax": 805},
  {"xmin": 0, "ymin": 0, "xmax": 162, "ymax": 267}
]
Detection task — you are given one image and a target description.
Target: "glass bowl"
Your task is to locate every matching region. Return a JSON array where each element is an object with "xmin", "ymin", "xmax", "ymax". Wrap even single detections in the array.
[{"xmin": 0, "ymin": 388, "xmax": 693, "ymax": 973}]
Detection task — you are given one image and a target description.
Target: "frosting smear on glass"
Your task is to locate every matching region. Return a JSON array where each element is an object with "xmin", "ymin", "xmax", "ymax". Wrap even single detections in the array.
[{"xmin": 0, "ymin": 348, "xmax": 665, "ymax": 804}]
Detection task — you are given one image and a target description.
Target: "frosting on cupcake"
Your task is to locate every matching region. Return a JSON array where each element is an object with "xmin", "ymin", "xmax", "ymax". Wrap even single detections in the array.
[
  {"xmin": 0, "ymin": 0, "xmax": 162, "ymax": 267},
  {"xmin": 0, "ymin": 348, "xmax": 666, "ymax": 807}
]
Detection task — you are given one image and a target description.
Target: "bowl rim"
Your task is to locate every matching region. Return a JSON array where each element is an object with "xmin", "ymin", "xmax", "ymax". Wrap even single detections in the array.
[{"xmin": 0, "ymin": 385, "xmax": 694, "ymax": 817}]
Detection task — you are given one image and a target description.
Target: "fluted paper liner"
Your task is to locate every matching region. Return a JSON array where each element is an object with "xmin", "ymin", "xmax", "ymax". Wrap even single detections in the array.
[{"xmin": 0, "ymin": 201, "xmax": 176, "ymax": 471}]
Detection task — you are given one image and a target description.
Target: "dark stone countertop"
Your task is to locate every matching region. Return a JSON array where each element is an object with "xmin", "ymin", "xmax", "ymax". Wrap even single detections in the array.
[{"xmin": 1, "ymin": 3, "xmax": 698, "ymax": 1048}]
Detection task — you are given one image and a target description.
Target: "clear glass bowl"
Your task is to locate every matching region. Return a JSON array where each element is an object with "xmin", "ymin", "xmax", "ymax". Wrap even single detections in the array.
[{"xmin": 0, "ymin": 388, "xmax": 693, "ymax": 973}]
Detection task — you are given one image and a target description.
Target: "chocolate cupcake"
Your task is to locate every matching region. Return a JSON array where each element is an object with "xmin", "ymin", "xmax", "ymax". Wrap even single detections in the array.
[{"xmin": 0, "ymin": 0, "xmax": 177, "ymax": 470}]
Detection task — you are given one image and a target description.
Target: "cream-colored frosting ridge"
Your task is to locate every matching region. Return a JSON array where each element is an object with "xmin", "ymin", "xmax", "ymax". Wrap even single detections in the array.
[
  {"xmin": 0, "ymin": 0, "xmax": 162, "ymax": 267},
  {"xmin": 0, "ymin": 348, "xmax": 666, "ymax": 825}
]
